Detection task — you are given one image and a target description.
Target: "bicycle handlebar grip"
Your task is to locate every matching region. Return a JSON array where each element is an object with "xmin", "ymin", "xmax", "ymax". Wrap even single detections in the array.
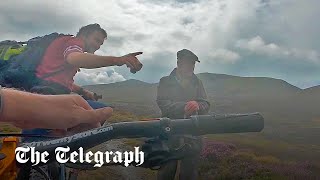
[{"xmin": 190, "ymin": 113, "xmax": 264, "ymax": 135}]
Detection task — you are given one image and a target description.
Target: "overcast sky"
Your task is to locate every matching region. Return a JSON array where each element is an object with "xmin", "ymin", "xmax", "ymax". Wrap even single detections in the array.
[{"xmin": 1, "ymin": 0, "xmax": 319, "ymax": 88}]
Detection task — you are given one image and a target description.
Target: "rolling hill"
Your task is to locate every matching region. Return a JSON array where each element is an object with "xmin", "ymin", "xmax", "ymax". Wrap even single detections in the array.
[{"xmin": 84, "ymin": 73, "xmax": 320, "ymax": 153}]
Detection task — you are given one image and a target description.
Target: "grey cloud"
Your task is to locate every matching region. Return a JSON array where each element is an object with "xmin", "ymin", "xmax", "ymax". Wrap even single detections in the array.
[
  {"xmin": 1, "ymin": 0, "xmax": 319, "ymax": 88},
  {"xmin": 0, "ymin": 1, "xmax": 87, "ymax": 40},
  {"xmin": 170, "ymin": 31, "xmax": 192, "ymax": 42},
  {"xmin": 106, "ymin": 70, "xmax": 113, "ymax": 77},
  {"xmin": 74, "ymin": 68, "xmax": 126, "ymax": 86},
  {"xmin": 138, "ymin": 0, "xmax": 198, "ymax": 5},
  {"xmin": 235, "ymin": 36, "xmax": 320, "ymax": 63},
  {"xmin": 196, "ymin": 54, "xmax": 318, "ymax": 88},
  {"xmin": 106, "ymin": 36, "xmax": 126, "ymax": 48},
  {"xmin": 232, "ymin": 0, "xmax": 320, "ymax": 51},
  {"xmin": 133, "ymin": 33, "xmax": 151, "ymax": 41},
  {"xmin": 99, "ymin": 0, "xmax": 320, "ymax": 88},
  {"xmin": 175, "ymin": 0, "xmax": 198, "ymax": 3},
  {"xmin": 181, "ymin": 17, "xmax": 194, "ymax": 25},
  {"xmin": 207, "ymin": 49, "xmax": 241, "ymax": 63}
]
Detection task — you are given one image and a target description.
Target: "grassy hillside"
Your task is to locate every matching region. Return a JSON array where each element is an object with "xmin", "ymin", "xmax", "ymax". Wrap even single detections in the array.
[
  {"xmin": 84, "ymin": 73, "xmax": 320, "ymax": 163},
  {"xmin": 1, "ymin": 73, "xmax": 319, "ymax": 179}
]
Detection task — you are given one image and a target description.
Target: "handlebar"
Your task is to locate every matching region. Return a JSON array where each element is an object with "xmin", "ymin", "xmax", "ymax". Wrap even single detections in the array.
[{"xmin": 18, "ymin": 113, "xmax": 264, "ymax": 167}]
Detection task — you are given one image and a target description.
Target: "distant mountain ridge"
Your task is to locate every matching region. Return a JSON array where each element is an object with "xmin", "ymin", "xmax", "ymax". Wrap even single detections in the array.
[
  {"xmin": 84, "ymin": 72, "xmax": 313, "ymax": 104},
  {"xmin": 83, "ymin": 73, "xmax": 319, "ymax": 107},
  {"xmin": 84, "ymin": 73, "xmax": 320, "ymax": 145},
  {"xmin": 84, "ymin": 72, "xmax": 318, "ymax": 116}
]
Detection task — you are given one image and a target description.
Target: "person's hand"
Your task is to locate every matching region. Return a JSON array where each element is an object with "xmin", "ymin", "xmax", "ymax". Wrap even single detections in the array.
[
  {"xmin": 184, "ymin": 101, "xmax": 199, "ymax": 116},
  {"xmin": 0, "ymin": 89, "xmax": 113, "ymax": 130},
  {"xmin": 117, "ymin": 52, "xmax": 143, "ymax": 73}
]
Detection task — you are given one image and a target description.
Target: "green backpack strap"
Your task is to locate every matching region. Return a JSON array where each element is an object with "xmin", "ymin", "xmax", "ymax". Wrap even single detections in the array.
[{"xmin": 0, "ymin": 43, "xmax": 26, "ymax": 61}]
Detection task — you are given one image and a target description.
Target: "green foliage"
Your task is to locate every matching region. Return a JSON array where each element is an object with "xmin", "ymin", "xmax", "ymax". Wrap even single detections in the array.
[
  {"xmin": 199, "ymin": 139, "xmax": 320, "ymax": 180},
  {"xmin": 106, "ymin": 110, "xmax": 150, "ymax": 123},
  {"xmin": 207, "ymin": 134, "xmax": 320, "ymax": 163}
]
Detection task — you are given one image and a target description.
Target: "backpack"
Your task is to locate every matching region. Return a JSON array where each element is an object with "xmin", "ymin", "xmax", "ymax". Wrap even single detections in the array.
[{"xmin": 0, "ymin": 33, "xmax": 69, "ymax": 91}]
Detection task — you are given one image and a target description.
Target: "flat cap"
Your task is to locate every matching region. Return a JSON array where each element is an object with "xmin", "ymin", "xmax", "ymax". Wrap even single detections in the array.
[{"xmin": 177, "ymin": 49, "xmax": 200, "ymax": 62}]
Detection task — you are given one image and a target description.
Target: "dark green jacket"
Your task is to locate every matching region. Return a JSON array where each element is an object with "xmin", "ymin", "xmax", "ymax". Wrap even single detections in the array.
[{"xmin": 156, "ymin": 68, "xmax": 210, "ymax": 119}]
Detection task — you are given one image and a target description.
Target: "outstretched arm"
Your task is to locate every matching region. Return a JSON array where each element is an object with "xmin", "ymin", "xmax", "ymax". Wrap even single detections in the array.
[{"xmin": 66, "ymin": 51, "xmax": 143, "ymax": 73}]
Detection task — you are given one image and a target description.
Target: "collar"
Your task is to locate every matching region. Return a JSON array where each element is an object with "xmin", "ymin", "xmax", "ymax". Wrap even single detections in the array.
[{"xmin": 170, "ymin": 68, "xmax": 197, "ymax": 85}]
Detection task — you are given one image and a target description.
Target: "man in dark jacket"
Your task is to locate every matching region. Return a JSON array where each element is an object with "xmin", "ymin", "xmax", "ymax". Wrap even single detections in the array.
[{"xmin": 156, "ymin": 49, "xmax": 210, "ymax": 180}]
